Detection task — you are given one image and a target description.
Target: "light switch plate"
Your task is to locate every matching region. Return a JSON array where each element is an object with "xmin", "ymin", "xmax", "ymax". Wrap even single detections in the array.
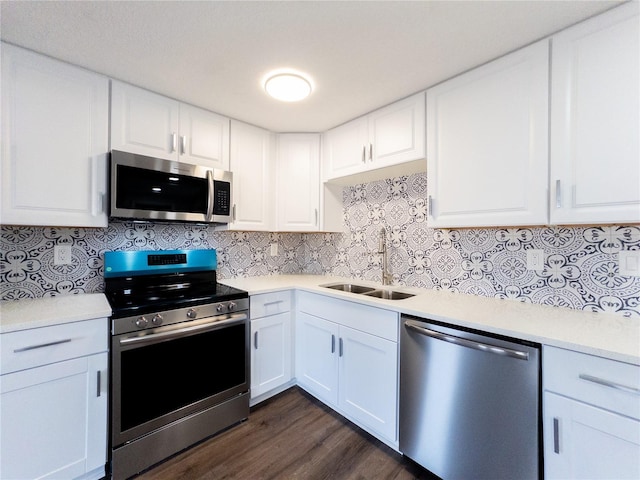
[
  {"xmin": 270, "ymin": 243, "xmax": 278, "ymax": 256},
  {"xmin": 619, "ymin": 250, "xmax": 640, "ymax": 277}
]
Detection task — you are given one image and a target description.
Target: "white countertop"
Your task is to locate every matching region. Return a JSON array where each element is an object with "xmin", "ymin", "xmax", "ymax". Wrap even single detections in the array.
[
  {"xmin": 1, "ymin": 276, "xmax": 637, "ymax": 366},
  {"xmin": 220, "ymin": 274, "xmax": 640, "ymax": 366},
  {"xmin": 0, "ymin": 293, "xmax": 112, "ymax": 333}
]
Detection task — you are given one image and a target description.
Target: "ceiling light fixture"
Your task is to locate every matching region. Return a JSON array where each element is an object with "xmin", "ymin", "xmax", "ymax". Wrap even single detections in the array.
[{"xmin": 263, "ymin": 70, "xmax": 312, "ymax": 102}]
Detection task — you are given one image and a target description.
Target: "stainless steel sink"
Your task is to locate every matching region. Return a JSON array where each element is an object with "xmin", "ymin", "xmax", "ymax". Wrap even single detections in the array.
[
  {"xmin": 363, "ymin": 289, "xmax": 415, "ymax": 300},
  {"xmin": 321, "ymin": 283, "xmax": 376, "ymax": 294}
]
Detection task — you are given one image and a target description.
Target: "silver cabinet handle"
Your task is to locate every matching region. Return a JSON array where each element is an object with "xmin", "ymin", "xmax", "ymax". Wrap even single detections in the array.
[
  {"xmin": 362, "ymin": 145, "xmax": 366, "ymax": 164},
  {"xmin": 579, "ymin": 374, "xmax": 640, "ymax": 396},
  {"xmin": 339, "ymin": 337, "xmax": 344, "ymax": 357},
  {"xmin": 315, "ymin": 208, "xmax": 318, "ymax": 226},
  {"xmin": 232, "ymin": 204, "xmax": 237, "ymax": 222},
  {"xmin": 369, "ymin": 143, "xmax": 373, "ymax": 161},
  {"xmin": 254, "ymin": 331, "xmax": 259, "ymax": 350},
  {"xmin": 180, "ymin": 135, "xmax": 187, "ymax": 155},
  {"xmin": 263, "ymin": 300, "xmax": 283, "ymax": 306},
  {"xmin": 555, "ymin": 179, "xmax": 562, "ymax": 208},
  {"xmin": 97, "ymin": 370, "xmax": 102, "ymax": 397},
  {"xmin": 171, "ymin": 132, "xmax": 178, "ymax": 153},
  {"xmin": 331, "ymin": 334, "xmax": 336, "ymax": 353},
  {"xmin": 14, "ymin": 338, "xmax": 72, "ymax": 353},
  {"xmin": 404, "ymin": 320, "xmax": 530, "ymax": 360},
  {"xmin": 206, "ymin": 170, "xmax": 214, "ymax": 221},
  {"xmin": 553, "ymin": 417, "xmax": 560, "ymax": 454}
]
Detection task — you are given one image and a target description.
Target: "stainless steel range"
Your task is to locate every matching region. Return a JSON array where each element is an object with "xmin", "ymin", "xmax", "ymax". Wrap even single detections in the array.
[{"xmin": 104, "ymin": 249, "xmax": 249, "ymax": 480}]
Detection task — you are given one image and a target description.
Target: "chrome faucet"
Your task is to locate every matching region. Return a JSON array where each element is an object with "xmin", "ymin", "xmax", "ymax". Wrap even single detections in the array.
[{"xmin": 378, "ymin": 227, "xmax": 392, "ymax": 285}]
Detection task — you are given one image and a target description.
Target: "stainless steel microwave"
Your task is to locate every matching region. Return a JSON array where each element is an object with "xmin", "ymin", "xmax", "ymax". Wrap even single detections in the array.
[{"xmin": 109, "ymin": 150, "xmax": 232, "ymax": 224}]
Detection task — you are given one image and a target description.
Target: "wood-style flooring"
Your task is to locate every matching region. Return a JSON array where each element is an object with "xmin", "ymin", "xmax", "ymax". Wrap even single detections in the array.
[{"xmin": 136, "ymin": 387, "xmax": 437, "ymax": 480}]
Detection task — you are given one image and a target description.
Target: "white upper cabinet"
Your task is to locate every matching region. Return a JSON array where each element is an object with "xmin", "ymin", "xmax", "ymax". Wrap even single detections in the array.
[
  {"xmin": 276, "ymin": 134, "xmax": 321, "ymax": 231},
  {"xmin": 427, "ymin": 40, "xmax": 549, "ymax": 228},
  {"xmin": 229, "ymin": 120, "xmax": 275, "ymax": 231},
  {"xmin": 178, "ymin": 104, "xmax": 230, "ymax": 169},
  {"xmin": 324, "ymin": 92, "xmax": 426, "ymax": 185},
  {"xmin": 550, "ymin": 1, "xmax": 640, "ymax": 225},
  {"xmin": 111, "ymin": 81, "xmax": 230, "ymax": 170},
  {"xmin": 1, "ymin": 43, "xmax": 109, "ymax": 227}
]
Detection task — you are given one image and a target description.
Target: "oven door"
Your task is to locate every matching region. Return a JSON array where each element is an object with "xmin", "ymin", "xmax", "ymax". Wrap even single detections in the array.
[{"xmin": 111, "ymin": 312, "xmax": 249, "ymax": 447}]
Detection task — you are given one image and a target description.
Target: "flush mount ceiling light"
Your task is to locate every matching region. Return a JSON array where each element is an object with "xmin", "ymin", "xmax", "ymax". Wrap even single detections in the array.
[{"xmin": 263, "ymin": 70, "xmax": 313, "ymax": 102}]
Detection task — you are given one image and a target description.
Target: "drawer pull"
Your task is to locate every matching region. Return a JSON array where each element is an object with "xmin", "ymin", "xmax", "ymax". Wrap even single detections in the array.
[
  {"xmin": 13, "ymin": 338, "xmax": 72, "ymax": 353},
  {"xmin": 553, "ymin": 417, "xmax": 560, "ymax": 454},
  {"xmin": 579, "ymin": 374, "xmax": 640, "ymax": 396},
  {"xmin": 262, "ymin": 300, "xmax": 284, "ymax": 307},
  {"xmin": 97, "ymin": 370, "xmax": 102, "ymax": 397}
]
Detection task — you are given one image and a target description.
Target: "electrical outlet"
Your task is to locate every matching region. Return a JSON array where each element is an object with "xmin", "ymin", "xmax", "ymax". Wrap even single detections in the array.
[
  {"xmin": 270, "ymin": 243, "xmax": 278, "ymax": 256},
  {"xmin": 54, "ymin": 245, "xmax": 72, "ymax": 265},
  {"xmin": 619, "ymin": 250, "xmax": 640, "ymax": 277},
  {"xmin": 526, "ymin": 249, "xmax": 544, "ymax": 271}
]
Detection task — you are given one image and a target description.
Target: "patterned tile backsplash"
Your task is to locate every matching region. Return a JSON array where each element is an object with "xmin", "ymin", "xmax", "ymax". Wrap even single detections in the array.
[{"xmin": 1, "ymin": 172, "xmax": 639, "ymax": 318}]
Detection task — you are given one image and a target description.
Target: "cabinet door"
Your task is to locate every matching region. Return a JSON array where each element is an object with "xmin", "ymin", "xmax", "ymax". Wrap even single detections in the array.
[
  {"xmin": 427, "ymin": 40, "xmax": 549, "ymax": 228},
  {"xmin": 111, "ymin": 81, "xmax": 179, "ymax": 160},
  {"xmin": 296, "ymin": 311, "xmax": 339, "ymax": 406},
  {"xmin": 276, "ymin": 134, "xmax": 321, "ymax": 231},
  {"xmin": 251, "ymin": 312, "xmax": 292, "ymax": 399},
  {"xmin": 544, "ymin": 392, "xmax": 640, "ymax": 480},
  {"xmin": 179, "ymin": 104, "xmax": 230, "ymax": 170},
  {"xmin": 0, "ymin": 353, "xmax": 108, "ymax": 480},
  {"xmin": 550, "ymin": 2, "xmax": 640, "ymax": 225},
  {"xmin": 369, "ymin": 91, "xmax": 425, "ymax": 169},
  {"xmin": 229, "ymin": 120, "xmax": 274, "ymax": 231},
  {"xmin": 323, "ymin": 117, "xmax": 369, "ymax": 181},
  {"xmin": 338, "ymin": 325, "xmax": 398, "ymax": 442},
  {"xmin": 1, "ymin": 44, "xmax": 109, "ymax": 227}
]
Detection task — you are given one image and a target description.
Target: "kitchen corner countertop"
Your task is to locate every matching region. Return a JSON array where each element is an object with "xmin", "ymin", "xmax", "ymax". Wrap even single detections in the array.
[
  {"xmin": 220, "ymin": 274, "xmax": 640, "ymax": 366},
  {"xmin": 0, "ymin": 293, "xmax": 112, "ymax": 333}
]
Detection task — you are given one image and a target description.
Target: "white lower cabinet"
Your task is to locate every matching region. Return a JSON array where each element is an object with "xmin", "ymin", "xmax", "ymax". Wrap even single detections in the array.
[
  {"xmin": 296, "ymin": 291, "xmax": 399, "ymax": 446},
  {"xmin": 0, "ymin": 318, "xmax": 108, "ymax": 480},
  {"xmin": 296, "ymin": 311, "xmax": 340, "ymax": 405},
  {"xmin": 250, "ymin": 291, "xmax": 293, "ymax": 403},
  {"xmin": 543, "ymin": 346, "xmax": 640, "ymax": 480}
]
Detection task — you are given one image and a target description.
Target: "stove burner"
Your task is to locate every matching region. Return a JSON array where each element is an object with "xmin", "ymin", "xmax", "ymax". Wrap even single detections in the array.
[{"xmin": 104, "ymin": 249, "xmax": 248, "ymax": 325}]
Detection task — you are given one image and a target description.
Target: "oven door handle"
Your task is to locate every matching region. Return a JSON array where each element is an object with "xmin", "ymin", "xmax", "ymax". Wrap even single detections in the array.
[{"xmin": 119, "ymin": 313, "xmax": 248, "ymax": 348}]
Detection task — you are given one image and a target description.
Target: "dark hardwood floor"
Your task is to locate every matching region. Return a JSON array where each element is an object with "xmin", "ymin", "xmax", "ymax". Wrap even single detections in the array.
[{"xmin": 135, "ymin": 387, "xmax": 437, "ymax": 480}]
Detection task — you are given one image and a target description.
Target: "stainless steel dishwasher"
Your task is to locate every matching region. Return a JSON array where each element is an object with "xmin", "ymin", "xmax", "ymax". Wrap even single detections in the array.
[{"xmin": 400, "ymin": 314, "xmax": 541, "ymax": 480}]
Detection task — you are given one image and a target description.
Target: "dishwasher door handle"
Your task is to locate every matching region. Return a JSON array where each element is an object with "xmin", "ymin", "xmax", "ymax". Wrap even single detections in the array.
[{"xmin": 404, "ymin": 320, "xmax": 530, "ymax": 361}]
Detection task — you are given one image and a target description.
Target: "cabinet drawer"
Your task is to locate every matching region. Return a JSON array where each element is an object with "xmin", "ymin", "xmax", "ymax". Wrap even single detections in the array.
[
  {"xmin": 251, "ymin": 291, "xmax": 292, "ymax": 319},
  {"xmin": 297, "ymin": 291, "xmax": 398, "ymax": 342},
  {"xmin": 1, "ymin": 318, "xmax": 108, "ymax": 375},
  {"xmin": 544, "ymin": 346, "xmax": 640, "ymax": 420}
]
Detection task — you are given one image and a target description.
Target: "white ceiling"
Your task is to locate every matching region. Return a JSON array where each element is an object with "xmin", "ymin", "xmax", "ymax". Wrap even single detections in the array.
[{"xmin": 0, "ymin": 0, "xmax": 624, "ymax": 133}]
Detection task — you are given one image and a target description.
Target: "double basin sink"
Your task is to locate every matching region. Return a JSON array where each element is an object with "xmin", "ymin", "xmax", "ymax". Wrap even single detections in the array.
[{"xmin": 321, "ymin": 282, "xmax": 415, "ymax": 300}]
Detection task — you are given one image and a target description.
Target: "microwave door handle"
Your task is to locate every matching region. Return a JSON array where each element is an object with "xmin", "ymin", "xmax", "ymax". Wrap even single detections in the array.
[{"xmin": 206, "ymin": 170, "xmax": 214, "ymax": 221}]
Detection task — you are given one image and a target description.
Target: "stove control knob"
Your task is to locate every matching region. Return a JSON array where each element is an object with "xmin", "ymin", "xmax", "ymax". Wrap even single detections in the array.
[
  {"xmin": 152, "ymin": 314, "xmax": 163, "ymax": 326},
  {"xmin": 135, "ymin": 316, "xmax": 149, "ymax": 328},
  {"xmin": 187, "ymin": 309, "xmax": 197, "ymax": 319},
  {"xmin": 216, "ymin": 304, "xmax": 224, "ymax": 313},
  {"xmin": 228, "ymin": 302, "xmax": 236, "ymax": 311}
]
